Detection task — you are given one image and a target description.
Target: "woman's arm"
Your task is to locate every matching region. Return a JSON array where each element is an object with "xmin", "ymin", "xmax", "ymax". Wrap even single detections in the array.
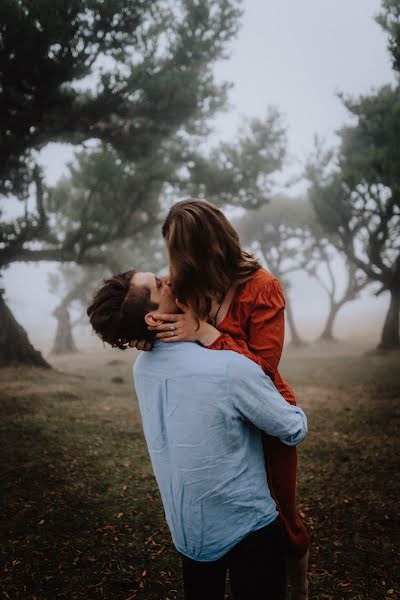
[
  {"xmin": 148, "ymin": 300, "xmax": 221, "ymax": 345},
  {"xmin": 149, "ymin": 278, "xmax": 286, "ymax": 379}
]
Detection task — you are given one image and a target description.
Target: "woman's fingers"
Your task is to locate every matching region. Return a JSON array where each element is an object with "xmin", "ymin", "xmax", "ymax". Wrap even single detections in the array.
[
  {"xmin": 156, "ymin": 331, "xmax": 179, "ymax": 340},
  {"xmin": 148, "ymin": 323, "xmax": 179, "ymax": 332},
  {"xmin": 129, "ymin": 339, "xmax": 153, "ymax": 351},
  {"xmin": 151, "ymin": 313, "xmax": 182, "ymax": 322},
  {"xmin": 137, "ymin": 339, "xmax": 149, "ymax": 351}
]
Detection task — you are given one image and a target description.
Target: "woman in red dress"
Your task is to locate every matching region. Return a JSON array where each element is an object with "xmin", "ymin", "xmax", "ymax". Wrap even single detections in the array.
[{"xmin": 138, "ymin": 198, "xmax": 310, "ymax": 599}]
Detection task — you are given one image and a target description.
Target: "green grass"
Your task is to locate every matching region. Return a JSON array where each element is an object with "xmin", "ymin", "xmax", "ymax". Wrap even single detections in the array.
[{"xmin": 0, "ymin": 345, "xmax": 399, "ymax": 599}]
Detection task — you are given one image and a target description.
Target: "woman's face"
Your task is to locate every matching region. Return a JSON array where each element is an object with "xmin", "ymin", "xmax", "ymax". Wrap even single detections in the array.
[{"xmin": 131, "ymin": 272, "xmax": 177, "ymax": 314}]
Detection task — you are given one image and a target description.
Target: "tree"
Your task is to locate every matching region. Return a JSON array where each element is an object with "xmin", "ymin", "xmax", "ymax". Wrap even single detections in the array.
[
  {"xmin": 0, "ymin": 0, "xmax": 242, "ymax": 195},
  {"xmin": 305, "ymin": 3, "xmax": 400, "ymax": 350},
  {"xmin": 307, "ymin": 116, "xmax": 400, "ymax": 350},
  {"xmin": 236, "ymin": 198, "xmax": 314, "ymax": 347},
  {"xmin": 49, "ymin": 265, "xmax": 93, "ymax": 355},
  {"xmin": 45, "ymin": 145, "xmax": 163, "ymax": 264},
  {"xmin": 306, "ymin": 236, "xmax": 369, "ymax": 342},
  {"xmin": 1, "ymin": 143, "xmax": 164, "ymax": 365},
  {"xmin": 1, "ymin": 0, "xmax": 243, "ymax": 262},
  {"xmin": 0, "ymin": 167, "xmax": 53, "ymax": 366},
  {"xmin": 0, "ymin": 0, "xmax": 242, "ymax": 366},
  {"xmin": 52, "ymin": 304, "xmax": 79, "ymax": 355},
  {"xmin": 0, "ymin": 289, "xmax": 49, "ymax": 367},
  {"xmin": 236, "ymin": 195, "xmax": 369, "ymax": 345}
]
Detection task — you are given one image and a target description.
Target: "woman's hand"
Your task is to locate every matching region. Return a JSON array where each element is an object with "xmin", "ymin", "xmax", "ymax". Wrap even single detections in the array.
[
  {"xmin": 149, "ymin": 300, "xmax": 221, "ymax": 346},
  {"xmin": 129, "ymin": 339, "xmax": 153, "ymax": 351}
]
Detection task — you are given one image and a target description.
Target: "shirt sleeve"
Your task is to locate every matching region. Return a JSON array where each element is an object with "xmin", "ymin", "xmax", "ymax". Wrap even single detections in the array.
[
  {"xmin": 227, "ymin": 353, "xmax": 307, "ymax": 446},
  {"xmin": 206, "ymin": 278, "xmax": 286, "ymax": 379}
]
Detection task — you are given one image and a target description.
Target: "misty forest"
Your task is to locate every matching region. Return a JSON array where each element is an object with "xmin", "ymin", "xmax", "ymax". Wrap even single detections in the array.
[{"xmin": 0, "ymin": 1, "xmax": 399, "ymax": 599}]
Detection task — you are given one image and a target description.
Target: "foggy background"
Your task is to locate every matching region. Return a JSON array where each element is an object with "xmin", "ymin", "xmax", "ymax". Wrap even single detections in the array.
[
  {"xmin": 2, "ymin": 3, "xmax": 399, "ymax": 598},
  {"xmin": 2, "ymin": 0, "xmax": 396, "ymax": 347}
]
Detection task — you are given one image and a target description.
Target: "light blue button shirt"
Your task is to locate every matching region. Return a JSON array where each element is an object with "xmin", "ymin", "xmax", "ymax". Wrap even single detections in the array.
[{"xmin": 133, "ymin": 341, "xmax": 307, "ymax": 562}]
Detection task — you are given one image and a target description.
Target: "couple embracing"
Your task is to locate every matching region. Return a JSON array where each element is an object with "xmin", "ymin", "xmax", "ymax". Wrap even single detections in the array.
[{"xmin": 88, "ymin": 199, "xmax": 310, "ymax": 600}]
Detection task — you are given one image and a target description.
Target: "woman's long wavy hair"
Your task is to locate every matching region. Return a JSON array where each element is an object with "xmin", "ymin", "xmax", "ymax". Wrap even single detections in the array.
[{"xmin": 162, "ymin": 199, "xmax": 261, "ymax": 319}]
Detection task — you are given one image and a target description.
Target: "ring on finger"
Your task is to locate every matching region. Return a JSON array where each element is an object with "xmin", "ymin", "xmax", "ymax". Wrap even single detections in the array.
[
  {"xmin": 169, "ymin": 331, "xmax": 175, "ymax": 337},
  {"xmin": 169, "ymin": 324, "xmax": 176, "ymax": 331}
]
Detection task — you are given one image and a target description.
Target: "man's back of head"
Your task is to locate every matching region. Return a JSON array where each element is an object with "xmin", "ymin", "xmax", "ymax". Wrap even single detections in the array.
[{"xmin": 87, "ymin": 270, "xmax": 176, "ymax": 348}]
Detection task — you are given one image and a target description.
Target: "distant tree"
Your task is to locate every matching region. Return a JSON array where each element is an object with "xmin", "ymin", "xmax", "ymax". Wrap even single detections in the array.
[
  {"xmin": 0, "ymin": 0, "xmax": 242, "ymax": 366},
  {"xmin": 237, "ymin": 195, "xmax": 369, "ymax": 345},
  {"xmin": 52, "ymin": 304, "xmax": 78, "ymax": 355},
  {"xmin": 46, "ymin": 145, "xmax": 163, "ymax": 264},
  {"xmin": 306, "ymin": 236, "xmax": 369, "ymax": 342},
  {"xmin": 184, "ymin": 108, "xmax": 287, "ymax": 207},
  {"xmin": 236, "ymin": 198, "xmax": 314, "ymax": 347},
  {"xmin": 49, "ymin": 265, "xmax": 93, "ymax": 355}
]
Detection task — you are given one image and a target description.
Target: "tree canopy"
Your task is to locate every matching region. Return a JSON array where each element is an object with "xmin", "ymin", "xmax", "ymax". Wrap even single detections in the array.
[
  {"xmin": 0, "ymin": 0, "xmax": 241, "ymax": 196},
  {"xmin": 376, "ymin": 0, "xmax": 400, "ymax": 72},
  {"xmin": 1, "ymin": 0, "xmax": 243, "ymax": 267}
]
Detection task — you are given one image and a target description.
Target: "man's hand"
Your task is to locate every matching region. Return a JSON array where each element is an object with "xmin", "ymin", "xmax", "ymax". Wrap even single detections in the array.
[
  {"xmin": 129, "ymin": 339, "xmax": 153, "ymax": 351},
  {"xmin": 148, "ymin": 300, "xmax": 221, "ymax": 346}
]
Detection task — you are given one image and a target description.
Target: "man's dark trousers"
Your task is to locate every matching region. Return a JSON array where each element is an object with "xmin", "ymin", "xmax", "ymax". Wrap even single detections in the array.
[{"xmin": 181, "ymin": 516, "xmax": 287, "ymax": 600}]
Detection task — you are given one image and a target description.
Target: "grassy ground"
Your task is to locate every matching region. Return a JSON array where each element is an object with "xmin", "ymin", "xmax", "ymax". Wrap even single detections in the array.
[{"xmin": 0, "ymin": 343, "xmax": 399, "ymax": 599}]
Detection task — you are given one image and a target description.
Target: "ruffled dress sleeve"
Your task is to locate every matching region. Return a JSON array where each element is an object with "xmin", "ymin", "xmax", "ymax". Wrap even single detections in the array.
[{"xmin": 205, "ymin": 278, "xmax": 286, "ymax": 380}]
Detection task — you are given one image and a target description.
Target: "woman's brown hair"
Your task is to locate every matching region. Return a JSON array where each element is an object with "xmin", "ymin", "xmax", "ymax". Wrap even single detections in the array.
[{"xmin": 162, "ymin": 199, "xmax": 261, "ymax": 318}]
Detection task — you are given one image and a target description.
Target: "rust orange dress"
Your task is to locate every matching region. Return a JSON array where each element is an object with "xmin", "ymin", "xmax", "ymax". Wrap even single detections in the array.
[{"xmin": 205, "ymin": 267, "xmax": 310, "ymax": 558}]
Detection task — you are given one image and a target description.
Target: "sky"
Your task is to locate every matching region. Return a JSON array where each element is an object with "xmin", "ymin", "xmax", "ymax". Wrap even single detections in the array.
[
  {"xmin": 214, "ymin": 0, "xmax": 394, "ymax": 150},
  {"xmin": 2, "ymin": 0, "xmax": 397, "ymax": 348}
]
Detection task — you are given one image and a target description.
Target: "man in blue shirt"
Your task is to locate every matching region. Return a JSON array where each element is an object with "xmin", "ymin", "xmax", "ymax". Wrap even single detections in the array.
[{"xmin": 88, "ymin": 270, "xmax": 308, "ymax": 600}]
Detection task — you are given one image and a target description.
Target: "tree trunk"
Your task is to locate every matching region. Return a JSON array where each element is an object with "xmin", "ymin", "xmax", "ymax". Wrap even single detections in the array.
[
  {"xmin": 0, "ymin": 291, "xmax": 50, "ymax": 368},
  {"xmin": 51, "ymin": 305, "xmax": 78, "ymax": 355},
  {"xmin": 285, "ymin": 295, "xmax": 307, "ymax": 347},
  {"xmin": 318, "ymin": 302, "xmax": 341, "ymax": 342},
  {"xmin": 377, "ymin": 287, "xmax": 400, "ymax": 351}
]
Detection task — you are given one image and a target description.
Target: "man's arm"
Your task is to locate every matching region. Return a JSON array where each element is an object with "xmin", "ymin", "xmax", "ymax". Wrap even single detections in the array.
[{"xmin": 227, "ymin": 353, "xmax": 307, "ymax": 445}]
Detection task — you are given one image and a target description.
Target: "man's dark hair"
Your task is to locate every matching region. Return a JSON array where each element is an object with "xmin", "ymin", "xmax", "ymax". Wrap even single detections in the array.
[{"xmin": 87, "ymin": 270, "xmax": 157, "ymax": 349}]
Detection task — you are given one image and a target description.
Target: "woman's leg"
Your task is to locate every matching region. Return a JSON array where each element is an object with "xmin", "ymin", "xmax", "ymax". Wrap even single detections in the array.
[
  {"xmin": 288, "ymin": 549, "xmax": 309, "ymax": 600},
  {"xmin": 181, "ymin": 552, "xmax": 227, "ymax": 600},
  {"xmin": 261, "ymin": 434, "xmax": 310, "ymax": 599}
]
